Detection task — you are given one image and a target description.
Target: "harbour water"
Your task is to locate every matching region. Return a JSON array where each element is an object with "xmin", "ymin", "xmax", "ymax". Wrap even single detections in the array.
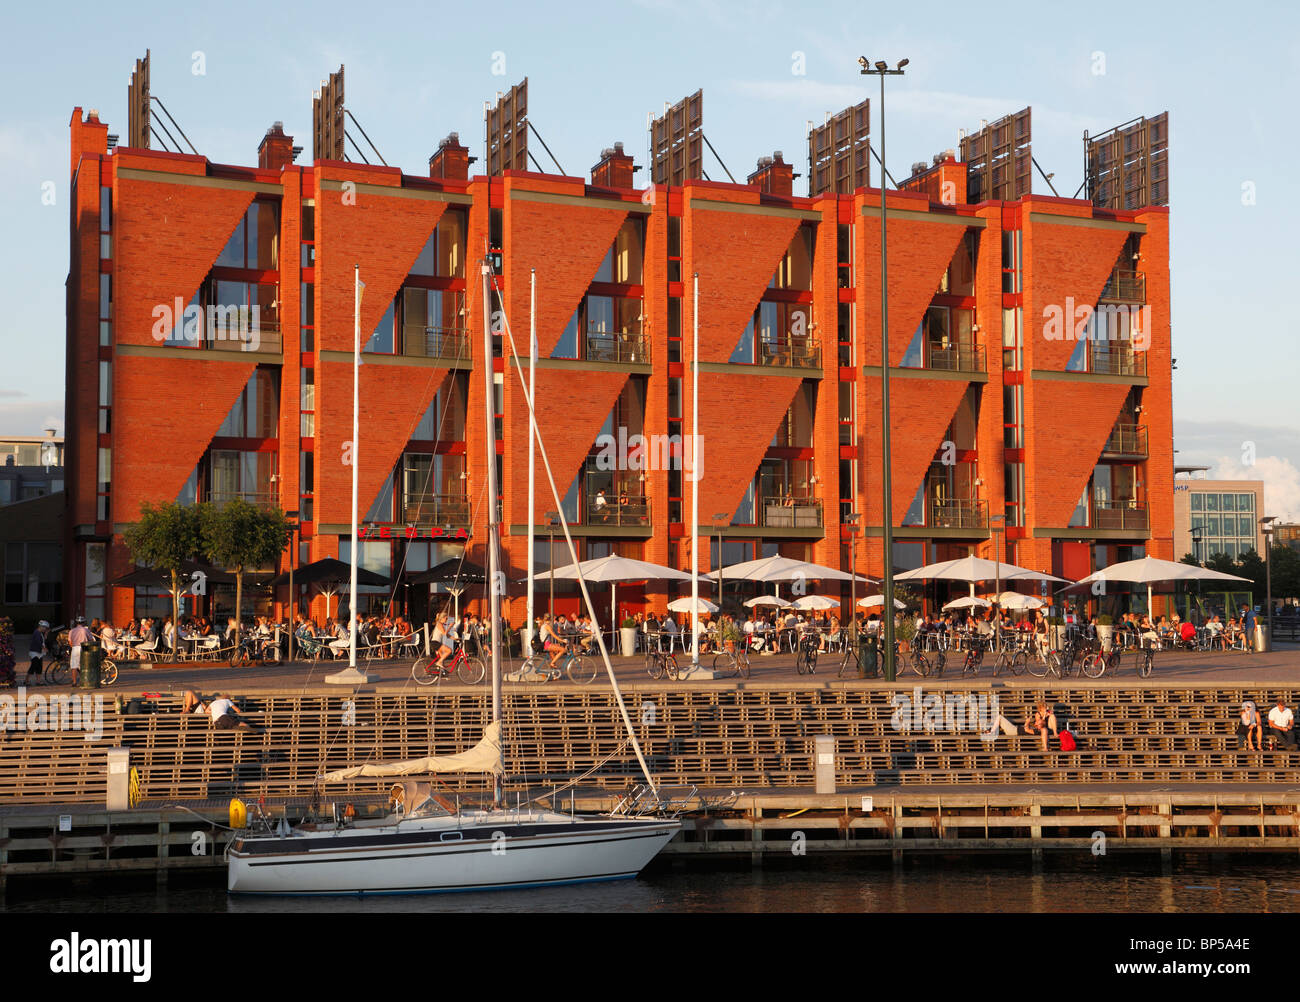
[{"xmin": 6, "ymin": 856, "xmax": 1300, "ymax": 913}]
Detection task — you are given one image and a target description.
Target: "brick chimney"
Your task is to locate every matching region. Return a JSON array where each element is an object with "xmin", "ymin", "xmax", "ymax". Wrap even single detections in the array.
[
  {"xmin": 429, "ymin": 132, "xmax": 472, "ymax": 181},
  {"xmin": 70, "ymin": 107, "xmax": 109, "ymax": 176},
  {"xmin": 258, "ymin": 122, "xmax": 298, "ymax": 171},
  {"xmin": 747, "ymin": 151, "xmax": 794, "ymax": 197},
  {"xmin": 591, "ymin": 142, "xmax": 636, "ymax": 189}
]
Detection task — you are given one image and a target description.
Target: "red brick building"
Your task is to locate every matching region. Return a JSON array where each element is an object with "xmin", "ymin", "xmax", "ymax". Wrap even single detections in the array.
[{"xmin": 64, "ymin": 105, "xmax": 1173, "ymax": 626}]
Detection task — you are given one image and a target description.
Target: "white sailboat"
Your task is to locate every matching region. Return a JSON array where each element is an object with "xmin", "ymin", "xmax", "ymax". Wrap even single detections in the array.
[{"xmin": 228, "ymin": 259, "xmax": 684, "ymax": 895}]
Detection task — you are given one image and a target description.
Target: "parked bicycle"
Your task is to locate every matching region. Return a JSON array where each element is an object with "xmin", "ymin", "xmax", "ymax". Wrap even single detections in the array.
[
  {"xmin": 712, "ymin": 637, "xmax": 752, "ymax": 679},
  {"xmin": 960, "ymin": 633, "xmax": 989, "ymax": 677},
  {"xmin": 910, "ymin": 629, "xmax": 948, "ymax": 678},
  {"xmin": 794, "ymin": 633, "xmax": 821, "ymax": 675},
  {"xmin": 646, "ymin": 647, "xmax": 683, "ymax": 681}
]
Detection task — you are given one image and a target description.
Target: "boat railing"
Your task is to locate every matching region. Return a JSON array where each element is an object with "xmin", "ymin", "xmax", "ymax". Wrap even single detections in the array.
[{"xmin": 611, "ymin": 783, "xmax": 699, "ymax": 818}]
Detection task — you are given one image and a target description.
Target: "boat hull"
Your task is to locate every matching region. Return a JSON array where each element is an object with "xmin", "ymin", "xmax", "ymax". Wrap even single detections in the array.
[{"xmin": 227, "ymin": 812, "xmax": 679, "ymax": 895}]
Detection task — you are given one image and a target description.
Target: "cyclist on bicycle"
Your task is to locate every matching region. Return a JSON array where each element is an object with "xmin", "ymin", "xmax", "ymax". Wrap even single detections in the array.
[
  {"xmin": 429, "ymin": 613, "xmax": 455, "ymax": 671},
  {"xmin": 540, "ymin": 614, "xmax": 566, "ymax": 672}
]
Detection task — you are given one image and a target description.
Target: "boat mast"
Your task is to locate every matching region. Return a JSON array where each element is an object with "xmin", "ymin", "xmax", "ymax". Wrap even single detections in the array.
[
  {"xmin": 526, "ymin": 269, "xmax": 536, "ymax": 661},
  {"xmin": 481, "ymin": 259, "xmax": 504, "ymax": 807},
  {"xmin": 350, "ymin": 263, "xmax": 360, "ymax": 669}
]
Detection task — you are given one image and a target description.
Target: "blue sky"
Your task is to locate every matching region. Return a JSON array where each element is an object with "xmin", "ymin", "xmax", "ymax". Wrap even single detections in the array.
[{"xmin": 2, "ymin": 0, "xmax": 1297, "ymax": 516}]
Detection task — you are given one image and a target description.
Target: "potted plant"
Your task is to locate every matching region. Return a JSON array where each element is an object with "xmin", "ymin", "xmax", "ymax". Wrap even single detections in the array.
[
  {"xmin": 721, "ymin": 618, "xmax": 742, "ymax": 652},
  {"xmin": 896, "ymin": 618, "xmax": 916, "ymax": 653},
  {"xmin": 620, "ymin": 616, "xmax": 638, "ymax": 657},
  {"xmin": 1095, "ymin": 614, "xmax": 1114, "ymax": 649}
]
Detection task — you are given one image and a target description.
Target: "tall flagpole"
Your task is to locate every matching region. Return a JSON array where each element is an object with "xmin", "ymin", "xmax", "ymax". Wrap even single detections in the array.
[
  {"xmin": 526, "ymin": 269, "xmax": 536, "ymax": 655},
  {"xmin": 690, "ymin": 272, "xmax": 700, "ymax": 670},
  {"xmin": 327, "ymin": 264, "xmax": 373, "ymax": 683}
]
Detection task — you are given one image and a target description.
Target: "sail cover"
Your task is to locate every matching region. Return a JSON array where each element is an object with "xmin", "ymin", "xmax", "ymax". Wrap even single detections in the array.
[{"xmin": 321, "ymin": 721, "xmax": 503, "ymax": 780}]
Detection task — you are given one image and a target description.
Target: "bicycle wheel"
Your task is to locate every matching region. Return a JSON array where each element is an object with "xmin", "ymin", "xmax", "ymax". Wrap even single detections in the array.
[
  {"xmin": 47, "ymin": 660, "xmax": 69, "ymax": 686},
  {"xmin": 838, "ymin": 648, "xmax": 853, "ymax": 678},
  {"xmin": 1026, "ymin": 652, "xmax": 1049, "ymax": 679},
  {"xmin": 412, "ymin": 657, "xmax": 437, "ymax": 685},
  {"xmin": 457, "ymin": 656, "xmax": 486, "ymax": 685},
  {"xmin": 665, "ymin": 655, "xmax": 681, "ymax": 681},
  {"xmin": 805, "ymin": 650, "xmax": 818, "ymax": 675},
  {"xmin": 646, "ymin": 653, "xmax": 664, "ymax": 680},
  {"xmin": 1139, "ymin": 649, "xmax": 1153, "ymax": 679},
  {"xmin": 712, "ymin": 652, "xmax": 738, "ymax": 678},
  {"xmin": 1010, "ymin": 652, "xmax": 1027, "ymax": 676},
  {"xmin": 1081, "ymin": 653, "xmax": 1105, "ymax": 679},
  {"xmin": 795, "ymin": 650, "xmax": 808, "ymax": 675},
  {"xmin": 910, "ymin": 652, "xmax": 929, "ymax": 677},
  {"xmin": 100, "ymin": 661, "xmax": 118, "ymax": 686},
  {"xmin": 737, "ymin": 652, "xmax": 751, "ymax": 679},
  {"xmin": 566, "ymin": 656, "xmax": 597, "ymax": 685}
]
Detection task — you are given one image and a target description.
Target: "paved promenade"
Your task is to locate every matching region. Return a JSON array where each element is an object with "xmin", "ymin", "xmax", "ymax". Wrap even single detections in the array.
[{"xmin": 93, "ymin": 643, "xmax": 1300, "ymax": 696}]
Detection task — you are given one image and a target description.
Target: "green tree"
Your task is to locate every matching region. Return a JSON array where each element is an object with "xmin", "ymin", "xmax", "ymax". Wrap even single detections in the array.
[
  {"xmin": 201, "ymin": 500, "xmax": 292, "ymax": 651},
  {"xmin": 123, "ymin": 502, "xmax": 203, "ymax": 662},
  {"xmin": 1180, "ymin": 552, "xmax": 1200, "ymax": 566},
  {"xmin": 1268, "ymin": 543, "xmax": 1300, "ymax": 604},
  {"xmin": 1236, "ymin": 548, "xmax": 1266, "ymax": 601}
]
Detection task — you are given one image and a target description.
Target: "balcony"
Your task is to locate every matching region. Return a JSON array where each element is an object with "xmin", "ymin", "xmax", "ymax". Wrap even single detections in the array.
[
  {"xmin": 1102, "ymin": 424, "xmax": 1149, "ymax": 458},
  {"xmin": 403, "ymin": 326, "xmax": 471, "ymax": 362},
  {"xmin": 1092, "ymin": 500, "xmax": 1149, "ymax": 531},
  {"xmin": 401, "ymin": 493, "xmax": 471, "ymax": 527},
  {"xmin": 584, "ymin": 495, "xmax": 650, "ymax": 527},
  {"xmin": 759, "ymin": 497, "xmax": 824, "ymax": 529},
  {"xmin": 924, "ymin": 342, "xmax": 986, "ymax": 374},
  {"xmin": 208, "ymin": 491, "xmax": 278, "ymax": 510},
  {"xmin": 757, "ymin": 339, "xmax": 822, "ymax": 370},
  {"xmin": 1099, "ymin": 269, "xmax": 1146, "ymax": 304},
  {"xmin": 585, "ymin": 330, "xmax": 647, "ymax": 364},
  {"xmin": 1088, "ymin": 344, "xmax": 1147, "ymax": 377},
  {"xmin": 929, "ymin": 498, "xmax": 988, "ymax": 531}
]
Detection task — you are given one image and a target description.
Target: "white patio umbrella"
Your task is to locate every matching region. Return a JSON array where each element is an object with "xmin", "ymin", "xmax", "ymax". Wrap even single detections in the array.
[
  {"xmin": 534, "ymin": 554, "xmax": 693, "ymax": 627},
  {"xmin": 791, "ymin": 595, "xmax": 840, "ymax": 611},
  {"xmin": 704, "ymin": 555, "xmax": 874, "ymax": 596},
  {"xmin": 858, "ymin": 594, "xmax": 906, "ymax": 610},
  {"xmin": 668, "ymin": 596, "xmax": 718, "ymax": 614},
  {"xmin": 894, "ymin": 555, "xmax": 1069, "ymax": 585},
  {"xmin": 942, "ymin": 595, "xmax": 990, "ymax": 611},
  {"xmin": 1071, "ymin": 556, "xmax": 1250, "ymax": 617},
  {"xmin": 996, "ymin": 591, "xmax": 1045, "ymax": 610},
  {"xmin": 745, "ymin": 595, "xmax": 791, "ymax": 608}
]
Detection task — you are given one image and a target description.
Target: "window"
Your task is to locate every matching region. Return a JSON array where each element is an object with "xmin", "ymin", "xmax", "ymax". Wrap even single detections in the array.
[
  {"xmin": 409, "ymin": 209, "xmax": 467, "ymax": 279},
  {"xmin": 837, "ymin": 302, "xmax": 854, "ymax": 366},
  {"xmin": 836, "ymin": 224, "xmax": 855, "ymax": 289},
  {"xmin": 100, "ymin": 186, "xmax": 112, "ymax": 260},
  {"xmin": 838, "ymin": 382, "xmax": 854, "ymax": 446},
  {"xmin": 1003, "ymin": 383, "xmax": 1023, "ymax": 449},
  {"xmin": 300, "ymin": 369, "xmax": 315, "ymax": 437},
  {"xmin": 99, "ymin": 360, "xmax": 111, "ymax": 434},
  {"xmin": 300, "ymin": 282, "xmax": 314, "ymax": 351},
  {"xmin": 84, "ymin": 542, "xmax": 106, "ymax": 621},
  {"xmin": 97, "ymin": 448, "xmax": 111, "ymax": 521},
  {"xmin": 1002, "ymin": 307, "xmax": 1022, "ymax": 371},
  {"xmin": 593, "ymin": 217, "xmax": 644, "ymax": 285},
  {"xmin": 4, "ymin": 542, "xmax": 62, "ymax": 604},
  {"xmin": 210, "ymin": 450, "xmax": 277, "ymax": 506},
  {"xmin": 300, "ymin": 203, "xmax": 315, "ymax": 267},
  {"xmin": 667, "ymin": 217, "xmax": 682, "ymax": 283},
  {"xmin": 217, "ymin": 200, "xmax": 279, "ymax": 270},
  {"xmin": 217, "ymin": 369, "xmax": 279, "ymax": 438},
  {"xmin": 772, "ymin": 383, "xmax": 816, "ymax": 448},
  {"xmin": 667, "ymin": 297, "xmax": 682, "ymax": 363},
  {"xmin": 299, "ymin": 450, "xmax": 314, "ymax": 523},
  {"xmin": 770, "ymin": 226, "xmax": 815, "ymax": 290},
  {"xmin": 1000, "ymin": 229, "xmax": 1021, "ymax": 294}
]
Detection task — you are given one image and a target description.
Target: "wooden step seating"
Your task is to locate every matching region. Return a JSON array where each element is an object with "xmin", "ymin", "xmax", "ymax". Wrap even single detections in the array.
[{"xmin": 1, "ymin": 683, "xmax": 1296, "ymax": 804}]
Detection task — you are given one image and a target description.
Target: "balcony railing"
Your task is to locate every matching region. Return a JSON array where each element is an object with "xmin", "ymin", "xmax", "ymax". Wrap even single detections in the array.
[
  {"xmin": 208, "ymin": 323, "xmax": 281, "ymax": 354},
  {"xmin": 925, "ymin": 342, "xmax": 986, "ymax": 373},
  {"xmin": 401, "ymin": 493, "xmax": 471, "ymax": 526},
  {"xmin": 403, "ymin": 326, "xmax": 471, "ymax": 361},
  {"xmin": 208, "ymin": 491, "xmax": 278, "ymax": 510},
  {"xmin": 1092, "ymin": 500, "xmax": 1149, "ymax": 531},
  {"xmin": 1102, "ymin": 424, "xmax": 1149, "ymax": 458},
  {"xmin": 1099, "ymin": 269, "xmax": 1146, "ymax": 304},
  {"xmin": 929, "ymin": 498, "xmax": 988, "ymax": 530},
  {"xmin": 585, "ymin": 330, "xmax": 647, "ymax": 364},
  {"xmin": 584, "ymin": 495, "xmax": 650, "ymax": 527},
  {"xmin": 759, "ymin": 497, "xmax": 824, "ymax": 529},
  {"xmin": 1088, "ymin": 345, "xmax": 1147, "ymax": 377},
  {"xmin": 757, "ymin": 339, "xmax": 822, "ymax": 369}
]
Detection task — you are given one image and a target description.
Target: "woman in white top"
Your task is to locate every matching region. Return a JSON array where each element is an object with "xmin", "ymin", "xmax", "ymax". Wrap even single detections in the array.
[{"xmin": 1238, "ymin": 701, "xmax": 1262, "ymax": 751}]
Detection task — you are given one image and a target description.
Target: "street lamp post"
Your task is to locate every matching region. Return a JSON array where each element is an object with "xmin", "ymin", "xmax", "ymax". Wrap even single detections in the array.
[
  {"xmin": 545, "ymin": 510, "xmax": 559, "ymax": 619},
  {"xmin": 1192, "ymin": 525, "xmax": 1204, "ymax": 566},
  {"xmin": 712, "ymin": 512, "xmax": 729, "ymax": 609},
  {"xmin": 844, "ymin": 512, "xmax": 861, "ymax": 645},
  {"xmin": 1261, "ymin": 515, "xmax": 1277, "ymax": 652},
  {"xmin": 860, "ymin": 56, "xmax": 908, "ymax": 683},
  {"xmin": 990, "ymin": 514, "xmax": 1005, "ymax": 645},
  {"xmin": 285, "ymin": 510, "xmax": 299, "ymax": 663}
]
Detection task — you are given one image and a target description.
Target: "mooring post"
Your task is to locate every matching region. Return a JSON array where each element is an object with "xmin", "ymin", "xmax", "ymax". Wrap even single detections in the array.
[{"xmin": 1030, "ymin": 802, "xmax": 1043, "ymax": 869}]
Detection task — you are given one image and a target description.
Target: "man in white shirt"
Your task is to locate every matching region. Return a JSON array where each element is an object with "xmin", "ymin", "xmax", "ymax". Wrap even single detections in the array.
[
  {"xmin": 1267, "ymin": 697, "xmax": 1295, "ymax": 750},
  {"xmin": 68, "ymin": 617, "xmax": 93, "ymax": 684},
  {"xmin": 208, "ymin": 693, "xmax": 260, "ymax": 732}
]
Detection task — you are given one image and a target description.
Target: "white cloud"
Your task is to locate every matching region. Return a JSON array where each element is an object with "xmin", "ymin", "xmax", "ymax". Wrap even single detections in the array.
[{"xmin": 1209, "ymin": 454, "xmax": 1300, "ymax": 523}]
